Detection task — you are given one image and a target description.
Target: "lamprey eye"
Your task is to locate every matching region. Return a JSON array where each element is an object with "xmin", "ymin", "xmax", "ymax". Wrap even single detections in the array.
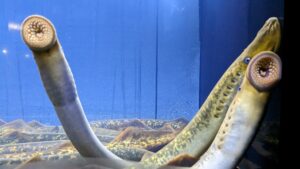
[{"xmin": 243, "ymin": 57, "xmax": 251, "ymax": 64}]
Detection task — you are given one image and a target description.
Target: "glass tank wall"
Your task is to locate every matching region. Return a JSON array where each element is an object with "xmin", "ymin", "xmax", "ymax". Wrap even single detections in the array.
[
  {"xmin": 0, "ymin": 0, "xmax": 201, "ymax": 125},
  {"xmin": 0, "ymin": 0, "xmax": 284, "ymax": 169},
  {"xmin": 0, "ymin": 0, "xmax": 284, "ymax": 124}
]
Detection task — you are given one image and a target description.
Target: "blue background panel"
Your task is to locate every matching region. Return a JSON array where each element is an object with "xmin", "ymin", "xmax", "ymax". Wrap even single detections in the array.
[
  {"xmin": 0, "ymin": 0, "xmax": 283, "ymax": 125},
  {"xmin": 0, "ymin": 0, "xmax": 200, "ymax": 124}
]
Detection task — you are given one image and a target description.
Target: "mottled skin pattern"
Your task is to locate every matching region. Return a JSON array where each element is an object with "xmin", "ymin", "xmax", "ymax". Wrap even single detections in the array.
[
  {"xmin": 193, "ymin": 52, "xmax": 281, "ymax": 169},
  {"xmin": 138, "ymin": 17, "xmax": 281, "ymax": 168},
  {"xmin": 14, "ymin": 15, "xmax": 281, "ymax": 169}
]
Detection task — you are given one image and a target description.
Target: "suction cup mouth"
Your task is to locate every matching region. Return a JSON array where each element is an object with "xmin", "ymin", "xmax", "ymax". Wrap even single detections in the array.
[
  {"xmin": 21, "ymin": 15, "xmax": 57, "ymax": 51},
  {"xmin": 247, "ymin": 51, "xmax": 282, "ymax": 91}
]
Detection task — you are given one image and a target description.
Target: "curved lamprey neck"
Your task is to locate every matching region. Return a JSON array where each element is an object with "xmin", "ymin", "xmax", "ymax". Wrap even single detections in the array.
[{"xmin": 21, "ymin": 15, "xmax": 125, "ymax": 162}]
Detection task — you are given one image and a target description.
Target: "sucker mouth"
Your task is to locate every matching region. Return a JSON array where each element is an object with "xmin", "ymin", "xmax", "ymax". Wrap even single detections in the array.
[
  {"xmin": 247, "ymin": 51, "xmax": 282, "ymax": 91},
  {"xmin": 21, "ymin": 15, "xmax": 57, "ymax": 51},
  {"xmin": 28, "ymin": 21, "xmax": 47, "ymax": 40}
]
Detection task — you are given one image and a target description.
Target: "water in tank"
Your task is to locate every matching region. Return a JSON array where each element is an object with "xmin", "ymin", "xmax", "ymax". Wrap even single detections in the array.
[{"xmin": 0, "ymin": 0, "xmax": 284, "ymax": 169}]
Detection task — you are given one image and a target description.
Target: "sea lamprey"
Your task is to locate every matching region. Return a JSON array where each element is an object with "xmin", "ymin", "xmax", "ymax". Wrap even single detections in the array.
[
  {"xmin": 139, "ymin": 17, "xmax": 281, "ymax": 168},
  {"xmin": 192, "ymin": 51, "xmax": 281, "ymax": 169},
  {"xmin": 20, "ymin": 14, "xmax": 281, "ymax": 169},
  {"xmin": 21, "ymin": 15, "xmax": 124, "ymax": 163}
]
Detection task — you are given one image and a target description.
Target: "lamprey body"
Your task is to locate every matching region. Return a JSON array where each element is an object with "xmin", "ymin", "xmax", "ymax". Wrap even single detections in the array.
[
  {"xmin": 138, "ymin": 17, "xmax": 281, "ymax": 168},
  {"xmin": 192, "ymin": 51, "xmax": 281, "ymax": 169}
]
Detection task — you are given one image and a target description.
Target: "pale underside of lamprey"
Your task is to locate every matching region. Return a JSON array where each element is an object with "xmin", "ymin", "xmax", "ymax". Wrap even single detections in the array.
[
  {"xmin": 21, "ymin": 15, "xmax": 126, "ymax": 166},
  {"xmin": 138, "ymin": 17, "xmax": 281, "ymax": 168},
  {"xmin": 192, "ymin": 51, "xmax": 281, "ymax": 169},
  {"xmin": 20, "ymin": 14, "xmax": 281, "ymax": 169}
]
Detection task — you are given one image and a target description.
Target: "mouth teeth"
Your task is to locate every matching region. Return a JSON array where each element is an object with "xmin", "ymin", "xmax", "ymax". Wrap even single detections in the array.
[
  {"xmin": 247, "ymin": 51, "xmax": 282, "ymax": 91},
  {"xmin": 21, "ymin": 15, "xmax": 56, "ymax": 51}
]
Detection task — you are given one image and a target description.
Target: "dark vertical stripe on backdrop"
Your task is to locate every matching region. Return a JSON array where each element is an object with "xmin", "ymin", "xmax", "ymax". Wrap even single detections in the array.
[{"xmin": 154, "ymin": 0, "xmax": 159, "ymax": 119}]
